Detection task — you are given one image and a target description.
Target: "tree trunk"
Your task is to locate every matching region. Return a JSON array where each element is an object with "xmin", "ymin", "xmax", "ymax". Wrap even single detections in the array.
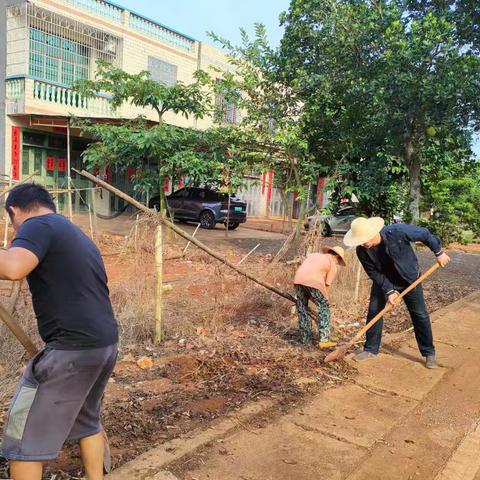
[{"xmin": 405, "ymin": 136, "xmax": 421, "ymax": 223}]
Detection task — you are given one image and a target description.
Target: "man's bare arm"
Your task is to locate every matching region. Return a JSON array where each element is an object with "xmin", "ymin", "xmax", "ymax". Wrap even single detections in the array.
[{"xmin": 0, "ymin": 247, "xmax": 39, "ymax": 280}]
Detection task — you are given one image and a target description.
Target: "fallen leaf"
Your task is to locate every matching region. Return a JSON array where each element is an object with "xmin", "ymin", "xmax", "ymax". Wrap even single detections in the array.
[{"xmin": 137, "ymin": 357, "xmax": 154, "ymax": 369}]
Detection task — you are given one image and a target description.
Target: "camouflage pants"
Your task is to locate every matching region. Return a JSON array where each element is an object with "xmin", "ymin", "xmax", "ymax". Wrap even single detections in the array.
[{"xmin": 295, "ymin": 285, "xmax": 331, "ymax": 344}]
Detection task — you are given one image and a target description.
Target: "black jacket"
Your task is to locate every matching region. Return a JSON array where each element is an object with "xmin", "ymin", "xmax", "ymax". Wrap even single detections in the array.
[{"xmin": 357, "ymin": 224, "xmax": 442, "ymax": 295}]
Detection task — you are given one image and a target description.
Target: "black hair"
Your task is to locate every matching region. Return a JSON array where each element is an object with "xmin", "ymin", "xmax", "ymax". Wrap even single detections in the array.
[{"xmin": 5, "ymin": 183, "xmax": 56, "ymax": 214}]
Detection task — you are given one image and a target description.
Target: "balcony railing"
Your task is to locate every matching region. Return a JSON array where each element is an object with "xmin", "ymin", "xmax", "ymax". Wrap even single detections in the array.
[
  {"xmin": 5, "ymin": 78, "xmax": 25, "ymax": 114},
  {"xmin": 6, "ymin": 77, "xmax": 117, "ymax": 117},
  {"xmin": 63, "ymin": 0, "xmax": 123, "ymax": 23},
  {"xmin": 129, "ymin": 13, "xmax": 195, "ymax": 52},
  {"xmin": 33, "ymin": 79, "xmax": 115, "ymax": 116},
  {"xmin": 60, "ymin": 0, "xmax": 196, "ymax": 53}
]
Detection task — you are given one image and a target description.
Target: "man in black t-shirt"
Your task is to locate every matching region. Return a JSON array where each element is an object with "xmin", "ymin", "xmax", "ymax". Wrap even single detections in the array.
[{"xmin": 0, "ymin": 184, "xmax": 118, "ymax": 480}]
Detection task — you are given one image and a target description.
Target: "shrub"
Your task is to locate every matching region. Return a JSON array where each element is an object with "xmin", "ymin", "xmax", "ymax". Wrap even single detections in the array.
[{"xmin": 419, "ymin": 177, "xmax": 480, "ymax": 244}]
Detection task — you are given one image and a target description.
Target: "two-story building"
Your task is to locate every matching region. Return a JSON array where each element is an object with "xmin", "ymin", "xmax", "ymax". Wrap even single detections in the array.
[{"xmin": 1, "ymin": 0, "xmax": 327, "ymax": 218}]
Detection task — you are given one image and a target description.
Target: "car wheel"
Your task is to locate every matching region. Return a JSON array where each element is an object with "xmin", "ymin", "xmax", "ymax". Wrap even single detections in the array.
[
  {"xmin": 225, "ymin": 221, "xmax": 240, "ymax": 231},
  {"xmin": 322, "ymin": 222, "xmax": 332, "ymax": 237},
  {"xmin": 199, "ymin": 210, "xmax": 216, "ymax": 229}
]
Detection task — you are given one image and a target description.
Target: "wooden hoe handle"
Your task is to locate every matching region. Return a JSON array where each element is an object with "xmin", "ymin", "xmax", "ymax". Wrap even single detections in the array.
[{"xmin": 350, "ymin": 262, "xmax": 440, "ymax": 345}]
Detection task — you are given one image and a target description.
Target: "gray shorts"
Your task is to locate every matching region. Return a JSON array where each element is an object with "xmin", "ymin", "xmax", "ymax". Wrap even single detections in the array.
[{"xmin": 1, "ymin": 343, "xmax": 117, "ymax": 461}]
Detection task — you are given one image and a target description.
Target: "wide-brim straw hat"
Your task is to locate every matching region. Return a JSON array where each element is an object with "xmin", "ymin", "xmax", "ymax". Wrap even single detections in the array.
[
  {"xmin": 322, "ymin": 246, "xmax": 346, "ymax": 266},
  {"xmin": 343, "ymin": 217, "xmax": 385, "ymax": 247}
]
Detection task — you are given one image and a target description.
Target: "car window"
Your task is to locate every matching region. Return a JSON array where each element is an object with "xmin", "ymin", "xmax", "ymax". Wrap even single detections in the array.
[
  {"xmin": 336, "ymin": 207, "xmax": 356, "ymax": 217},
  {"xmin": 185, "ymin": 188, "xmax": 201, "ymax": 200},
  {"xmin": 195, "ymin": 190, "xmax": 206, "ymax": 200},
  {"xmin": 171, "ymin": 188, "xmax": 188, "ymax": 199},
  {"xmin": 204, "ymin": 190, "xmax": 222, "ymax": 201}
]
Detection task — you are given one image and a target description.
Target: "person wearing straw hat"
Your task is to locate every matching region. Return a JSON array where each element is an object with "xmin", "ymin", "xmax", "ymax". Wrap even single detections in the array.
[
  {"xmin": 344, "ymin": 217, "xmax": 450, "ymax": 368},
  {"xmin": 293, "ymin": 246, "xmax": 346, "ymax": 348}
]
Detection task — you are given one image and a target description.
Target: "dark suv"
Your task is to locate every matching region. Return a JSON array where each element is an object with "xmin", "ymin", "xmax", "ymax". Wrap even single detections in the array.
[{"xmin": 149, "ymin": 187, "xmax": 247, "ymax": 230}]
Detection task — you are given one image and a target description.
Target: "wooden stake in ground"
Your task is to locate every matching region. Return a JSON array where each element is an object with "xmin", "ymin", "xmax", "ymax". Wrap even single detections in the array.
[
  {"xmin": 88, "ymin": 205, "xmax": 94, "ymax": 240},
  {"xmin": 155, "ymin": 224, "xmax": 163, "ymax": 344},
  {"xmin": 134, "ymin": 213, "xmax": 140, "ymax": 252},
  {"xmin": 354, "ymin": 261, "xmax": 362, "ymax": 302},
  {"xmin": 75, "ymin": 169, "xmax": 296, "ymax": 304},
  {"xmin": 324, "ymin": 263, "xmax": 441, "ymax": 363}
]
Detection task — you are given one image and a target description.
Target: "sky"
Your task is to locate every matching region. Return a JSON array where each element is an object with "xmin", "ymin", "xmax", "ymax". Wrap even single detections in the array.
[{"xmin": 117, "ymin": 0, "xmax": 291, "ymax": 47}]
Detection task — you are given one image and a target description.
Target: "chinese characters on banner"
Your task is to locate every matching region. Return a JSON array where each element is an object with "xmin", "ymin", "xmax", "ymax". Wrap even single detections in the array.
[
  {"xmin": 46, "ymin": 156, "xmax": 56, "ymax": 171},
  {"xmin": 57, "ymin": 158, "xmax": 66, "ymax": 172},
  {"xmin": 11, "ymin": 127, "xmax": 21, "ymax": 180}
]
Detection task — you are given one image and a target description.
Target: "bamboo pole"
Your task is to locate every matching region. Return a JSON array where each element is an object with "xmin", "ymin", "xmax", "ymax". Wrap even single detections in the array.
[
  {"xmin": 76, "ymin": 169, "xmax": 296, "ymax": 303},
  {"xmin": 0, "ymin": 304, "xmax": 38, "ymax": 358},
  {"xmin": 91, "ymin": 187, "xmax": 98, "ymax": 233},
  {"xmin": 354, "ymin": 261, "xmax": 362, "ymax": 302},
  {"xmin": 88, "ymin": 205, "xmax": 94, "ymax": 240},
  {"xmin": 183, "ymin": 223, "xmax": 200, "ymax": 254},
  {"xmin": 134, "ymin": 213, "xmax": 140, "ymax": 252},
  {"xmin": 7, "ymin": 280, "xmax": 22, "ymax": 315},
  {"xmin": 66, "ymin": 123, "xmax": 73, "ymax": 221},
  {"xmin": 225, "ymin": 194, "xmax": 231, "ymax": 238},
  {"xmin": 237, "ymin": 243, "xmax": 261, "ymax": 266},
  {"xmin": 155, "ymin": 224, "xmax": 163, "ymax": 344}
]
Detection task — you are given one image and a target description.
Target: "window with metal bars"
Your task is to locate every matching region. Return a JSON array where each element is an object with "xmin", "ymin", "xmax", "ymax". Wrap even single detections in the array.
[
  {"xmin": 29, "ymin": 28, "xmax": 90, "ymax": 86},
  {"xmin": 24, "ymin": 3, "xmax": 121, "ymax": 87}
]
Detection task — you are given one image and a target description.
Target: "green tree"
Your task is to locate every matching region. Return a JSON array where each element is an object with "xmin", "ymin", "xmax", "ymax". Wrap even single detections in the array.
[
  {"xmin": 279, "ymin": 0, "xmax": 480, "ymax": 221},
  {"xmin": 208, "ymin": 26, "xmax": 324, "ymax": 232},
  {"xmin": 74, "ymin": 62, "xmax": 257, "ymax": 203},
  {"xmin": 420, "ymin": 173, "xmax": 480, "ymax": 244}
]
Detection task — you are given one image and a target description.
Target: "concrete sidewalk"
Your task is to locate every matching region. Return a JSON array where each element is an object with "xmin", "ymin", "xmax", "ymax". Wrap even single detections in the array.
[{"xmin": 108, "ymin": 291, "xmax": 480, "ymax": 480}]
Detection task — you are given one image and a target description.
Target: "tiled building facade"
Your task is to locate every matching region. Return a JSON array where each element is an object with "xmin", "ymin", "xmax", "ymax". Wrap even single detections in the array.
[{"xmin": 1, "ymin": 0, "xmax": 327, "ymax": 216}]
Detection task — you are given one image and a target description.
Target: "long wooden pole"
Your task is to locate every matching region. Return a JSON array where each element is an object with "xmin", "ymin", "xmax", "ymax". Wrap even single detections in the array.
[
  {"xmin": 0, "ymin": 304, "xmax": 38, "ymax": 358},
  {"xmin": 88, "ymin": 205, "xmax": 94, "ymax": 240},
  {"xmin": 354, "ymin": 261, "xmax": 362, "ymax": 302},
  {"xmin": 66, "ymin": 123, "xmax": 73, "ymax": 221},
  {"xmin": 155, "ymin": 224, "xmax": 163, "ymax": 344},
  {"xmin": 76, "ymin": 169, "xmax": 296, "ymax": 303}
]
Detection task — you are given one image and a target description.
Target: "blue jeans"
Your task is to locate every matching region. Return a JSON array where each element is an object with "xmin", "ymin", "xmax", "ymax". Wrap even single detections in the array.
[{"xmin": 364, "ymin": 284, "xmax": 435, "ymax": 356}]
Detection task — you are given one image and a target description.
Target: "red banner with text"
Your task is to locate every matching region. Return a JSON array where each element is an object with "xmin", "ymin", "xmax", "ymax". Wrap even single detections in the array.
[{"xmin": 11, "ymin": 127, "xmax": 21, "ymax": 180}]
